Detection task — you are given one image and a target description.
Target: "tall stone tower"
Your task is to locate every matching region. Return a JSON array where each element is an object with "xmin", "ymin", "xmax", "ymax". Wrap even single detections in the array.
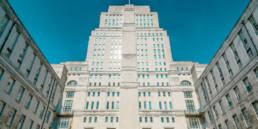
[{"xmin": 59, "ymin": 4, "xmax": 204, "ymax": 129}]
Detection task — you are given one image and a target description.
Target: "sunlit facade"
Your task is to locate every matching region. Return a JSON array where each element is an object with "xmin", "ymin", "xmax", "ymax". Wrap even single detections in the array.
[{"xmin": 58, "ymin": 4, "xmax": 205, "ymax": 129}]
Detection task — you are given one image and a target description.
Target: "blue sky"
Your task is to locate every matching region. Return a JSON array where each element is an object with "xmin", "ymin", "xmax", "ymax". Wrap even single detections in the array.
[{"xmin": 8, "ymin": 0, "xmax": 250, "ymax": 64}]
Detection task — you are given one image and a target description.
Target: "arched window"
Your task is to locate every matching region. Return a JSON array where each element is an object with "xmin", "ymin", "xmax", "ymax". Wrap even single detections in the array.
[
  {"xmin": 180, "ymin": 80, "xmax": 191, "ymax": 86},
  {"xmin": 67, "ymin": 80, "xmax": 77, "ymax": 86}
]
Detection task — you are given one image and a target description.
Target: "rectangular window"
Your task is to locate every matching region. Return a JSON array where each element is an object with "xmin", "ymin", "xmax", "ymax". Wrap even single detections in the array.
[
  {"xmin": 185, "ymin": 100, "xmax": 195, "ymax": 112},
  {"xmin": 17, "ymin": 87, "xmax": 25, "ymax": 102},
  {"xmin": 0, "ymin": 101, "xmax": 6, "ymax": 117},
  {"xmin": 18, "ymin": 44, "xmax": 29, "ymax": 69},
  {"xmin": 159, "ymin": 101, "xmax": 162, "ymax": 109},
  {"xmin": 233, "ymin": 86, "xmax": 241, "ymax": 101},
  {"xmin": 6, "ymin": 34, "xmax": 19, "ymax": 58},
  {"xmin": 34, "ymin": 101, "xmax": 40, "ymax": 113},
  {"xmin": 222, "ymin": 53, "xmax": 233, "ymax": 77},
  {"xmin": 39, "ymin": 106, "xmax": 46, "ymax": 119},
  {"xmin": 210, "ymin": 70, "xmax": 218, "ymax": 91},
  {"xmin": 7, "ymin": 110, "xmax": 16, "ymax": 126},
  {"xmin": 0, "ymin": 67, "xmax": 4, "ymax": 80},
  {"xmin": 89, "ymin": 117, "xmax": 92, "ymax": 123},
  {"xmin": 252, "ymin": 101, "xmax": 258, "ymax": 117},
  {"xmin": 169, "ymin": 102, "xmax": 172, "ymax": 110},
  {"xmin": 107, "ymin": 101, "xmax": 109, "ymax": 109},
  {"xmin": 25, "ymin": 95, "xmax": 33, "ymax": 108},
  {"xmin": 230, "ymin": 43, "xmax": 242, "ymax": 68},
  {"xmin": 63, "ymin": 100, "xmax": 73, "ymax": 112},
  {"xmin": 144, "ymin": 101, "xmax": 147, "ymax": 109},
  {"xmin": 111, "ymin": 101, "xmax": 114, "ymax": 109},
  {"xmin": 254, "ymin": 67, "xmax": 258, "ymax": 78},
  {"xmin": 241, "ymin": 108, "xmax": 250, "ymax": 125},
  {"xmin": 105, "ymin": 117, "xmax": 108, "ymax": 123},
  {"xmin": 94, "ymin": 117, "xmax": 98, "ymax": 123},
  {"xmin": 233, "ymin": 114, "xmax": 242, "ymax": 129},
  {"xmin": 59, "ymin": 118, "xmax": 69, "ymax": 128},
  {"xmin": 161, "ymin": 117, "xmax": 164, "ymax": 123},
  {"xmin": 216, "ymin": 62, "xmax": 225, "ymax": 84},
  {"xmin": 17, "ymin": 115, "xmax": 26, "ymax": 129},
  {"xmin": 116, "ymin": 117, "xmax": 119, "ymax": 123},
  {"xmin": 243, "ymin": 77, "xmax": 252, "ymax": 93},
  {"xmin": 219, "ymin": 100, "xmax": 225, "ymax": 113},
  {"xmin": 225, "ymin": 119, "xmax": 230, "ymax": 129},
  {"xmin": 86, "ymin": 101, "xmax": 89, "ymax": 110},
  {"xmin": 213, "ymin": 105, "xmax": 219, "ymax": 118},
  {"xmin": 91, "ymin": 101, "xmax": 94, "ymax": 110},
  {"xmin": 6, "ymin": 78, "xmax": 15, "ymax": 94},
  {"xmin": 239, "ymin": 30, "xmax": 254, "ymax": 58},
  {"xmin": 66, "ymin": 91, "xmax": 75, "ymax": 98},
  {"xmin": 29, "ymin": 120, "xmax": 34, "ymax": 129},
  {"xmin": 226, "ymin": 94, "xmax": 233, "ymax": 107},
  {"xmin": 208, "ymin": 111, "xmax": 214, "ymax": 122},
  {"xmin": 189, "ymin": 118, "xmax": 200, "ymax": 128},
  {"xmin": 46, "ymin": 111, "xmax": 51, "ymax": 123},
  {"xmin": 96, "ymin": 101, "xmax": 99, "ymax": 109},
  {"xmin": 248, "ymin": 15, "xmax": 258, "ymax": 35},
  {"xmin": 184, "ymin": 91, "xmax": 192, "ymax": 98},
  {"xmin": 218, "ymin": 124, "xmax": 222, "ymax": 129}
]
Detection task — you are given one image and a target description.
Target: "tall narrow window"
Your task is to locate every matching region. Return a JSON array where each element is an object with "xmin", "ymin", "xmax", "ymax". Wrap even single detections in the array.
[
  {"xmin": 254, "ymin": 67, "xmax": 258, "ymax": 78},
  {"xmin": 169, "ymin": 102, "xmax": 172, "ymax": 110},
  {"xmin": 17, "ymin": 87, "xmax": 25, "ymax": 102},
  {"xmin": 40, "ymin": 71, "xmax": 48, "ymax": 92},
  {"xmin": 0, "ymin": 101, "xmax": 6, "ymax": 117},
  {"xmin": 219, "ymin": 100, "xmax": 225, "ymax": 114},
  {"xmin": 185, "ymin": 100, "xmax": 195, "ymax": 112},
  {"xmin": 149, "ymin": 101, "xmax": 152, "ymax": 110},
  {"xmin": 248, "ymin": 15, "xmax": 258, "ymax": 35},
  {"xmin": 230, "ymin": 43, "xmax": 242, "ymax": 68},
  {"xmin": 39, "ymin": 106, "xmax": 46, "ymax": 119},
  {"xmin": 25, "ymin": 95, "xmax": 33, "ymax": 108},
  {"xmin": 29, "ymin": 120, "xmax": 34, "ymax": 129},
  {"xmin": 216, "ymin": 62, "xmax": 225, "ymax": 84},
  {"xmin": 226, "ymin": 94, "xmax": 233, "ymax": 107},
  {"xmin": 239, "ymin": 30, "xmax": 254, "ymax": 58},
  {"xmin": 7, "ymin": 110, "xmax": 16, "ymax": 126},
  {"xmin": 96, "ymin": 101, "xmax": 99, "ymax": 109},
  {"xmin": 63, "ymin": 100, "xmax": 73, "ymax": 112},
  {"xmin": 241, "ymin": 108, "xmax": 250, "ymax": 125},
  {"xmin": 86, "ymin": 101, "xmax": 89, "ymax": 110},
  {"xmin": 233, "ymin": 86, "xmax": 241, "ymax": 101},
  {"xmin": 159, "ymin": 101, "xmax": 162, "ymax": 109},
  {"xmin": 6, "ymin": 78, "xmax": 15, "ymax": 94},
  {"xmin": 34, "ymin": 101, "xmax": 39, "ymax": 113},
  {"xmin": 222, "ymin": 53, "xmax": 233, "ymax": 77},
  {"xmin": 225, "ymin": 119, "xmax": 230, "ymax": 129},
  {"xmin": 213, "ymin": 105, "xmax": 219, "ymax": 118},
  {"xmin": 46, "ymin": 111, "xmax": 51, "ymax": 123},
  {"xmin": 27, "ymin": 54, "xmax": 36, "ymax": 77},
  {"xmin": 106, "ymin": 101, "xmax": 109, "ymax": 109},
  {"xmin": 91, "ymin": 101, "xmax": 94, "ymax": 110},
  {"xmin": 252, "ymin": 101, "xmax": 258, "ymax": 117},
  {"xmin": 0, "ymin": 67, "xmax": 4, "ymax": 81},
  {"xmin": 233, "ymin": 114, "xmax": 242, "ymax": 129},
  {"xmin": 243, "ymin": 77, "xmax": 252, "ymax": 93},
  {"xmin": 210, "ymin": 70, "xmax": 218, "ymax": 91},
  {"xmin": 18, "ymin": 43, "xmax": 29, "ymax": 69},
  {"xmin": 7, "ymin": 33, "xmax": 19, "ymax": 58}
]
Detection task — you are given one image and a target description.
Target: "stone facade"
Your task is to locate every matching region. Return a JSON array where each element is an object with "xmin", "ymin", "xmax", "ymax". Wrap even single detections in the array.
[
  {"xmin": 0, "ymin": 0, "xmax": 67, "ymax": 129},
  {"xmin": 194, "ymin": 0, "xmax": 258, "ymax": 129},
  {"xmin": 58, "ymin": 4, "xmax": 205, "ymax": 129}
]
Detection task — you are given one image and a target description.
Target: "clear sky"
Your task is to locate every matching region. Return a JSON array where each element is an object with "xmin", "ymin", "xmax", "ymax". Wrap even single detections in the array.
[{"xmin": 8, "ymin": 0, "xmax": 250, "ymax": 64}]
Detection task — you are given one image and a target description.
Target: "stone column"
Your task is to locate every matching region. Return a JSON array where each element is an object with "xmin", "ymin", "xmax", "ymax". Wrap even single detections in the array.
[{"xmin": 119, "ymin": 4, "xmax": 139, "ymax": 129}]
